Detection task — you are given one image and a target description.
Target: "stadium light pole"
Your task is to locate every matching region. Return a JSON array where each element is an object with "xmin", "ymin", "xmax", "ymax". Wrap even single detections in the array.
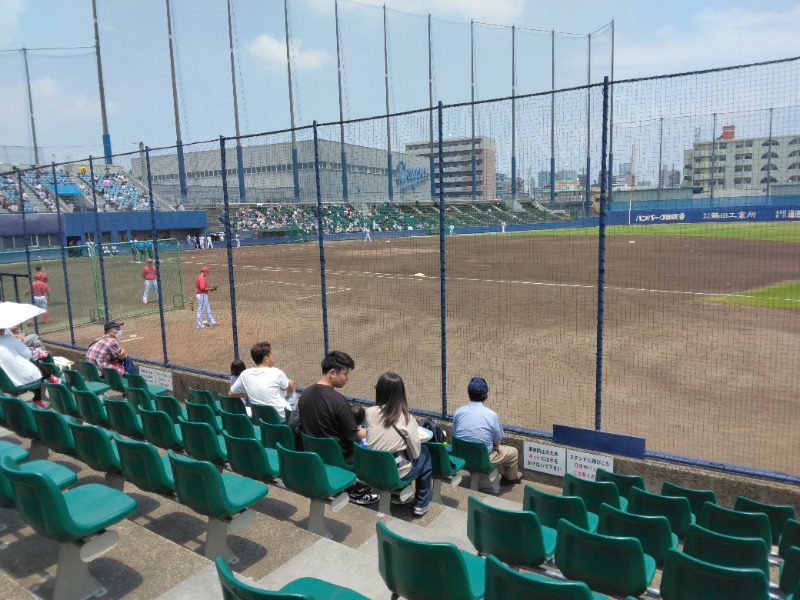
[
  {"xmin": 334, "ymin": 0, "xmax": 349, "ymax": 201},
  {"xmin": 284, "ymin": 0, "xmax": 300, "ymax": 200},
  {"xmin": 383, "ymin": 5, "xmax": 394, "ymax": 201},
  {"xmin": 428, "ymin": 14, "xmax": 435, "ymax": 201},
  {"xmin": 511, "ymin": 25, "xmax": 517, "ymax": 201},
  {"xmin": 165, "ymin": 0, "xmax": 187, "ymax": 202},
  {"xmin": 470, "ymin": 20, "xmax": 477, "ymax": 200},
  {"xmin": 226, "ymin": 0, "xmax": 246, "ymax": 202},
  {"xmin": 549, "ymin": 29, "xmax": 556, "ymax": 210},
  {"xmin": 21, "ymin": 48, "xmax": 40, "ymax": 165},
  {"xmin": 92, "ymin": 0, "xmax": 113, "ymax": 165}
]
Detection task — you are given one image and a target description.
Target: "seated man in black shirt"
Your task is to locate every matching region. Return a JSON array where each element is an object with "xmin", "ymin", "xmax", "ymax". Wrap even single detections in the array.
[{"xmin": 298, "ymin": 350, "xmax": 377, "ymax": 505}]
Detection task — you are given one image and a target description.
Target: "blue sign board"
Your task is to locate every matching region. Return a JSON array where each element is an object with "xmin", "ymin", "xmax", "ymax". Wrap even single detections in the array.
[{"xmin": 395, "ymin": 161, "xmax": 428, "ymax": 191}]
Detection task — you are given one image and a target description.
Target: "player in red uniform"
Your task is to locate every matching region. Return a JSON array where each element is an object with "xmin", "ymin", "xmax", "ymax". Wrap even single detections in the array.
[{"xmin": 195, "ymin": 266, "xmax": 217, "ymax": 329}]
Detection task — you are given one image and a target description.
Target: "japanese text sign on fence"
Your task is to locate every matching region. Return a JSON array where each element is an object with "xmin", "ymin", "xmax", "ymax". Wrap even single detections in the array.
[
  {"xmin": 139, "ymin": 366, "xmax": 173, "ymax": 391},
  {"xmin": 524, "ymin": 442, "xmax": 566, "ymax": 476},
  {"xmin": 566, "ymin": 450, "xmax": 614, "ymax": 480}
]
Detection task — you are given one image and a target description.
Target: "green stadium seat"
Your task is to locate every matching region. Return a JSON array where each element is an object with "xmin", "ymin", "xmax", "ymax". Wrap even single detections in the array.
[
  {"xmin": 105, "ymin": 397, "xmax": 145, "ymax": 439},
  {"xmin": 168, "ymin": 451, "xmax": 268, "ymax": 563},
  {"xmin": 522, "ymin": 484, "xmax": 599, "ymax": 532},
  {"xmin": 221, "ymin": 410, "xmax": 257, "ymax": 440},
  {"xmin": 154, "ymin": 393, "xmax": 187, "ymax": 423},
  {"xmin": 562, "ymin": 472, "xmax": 628, "ymax": 514},
  {"xmin": 0, "ymin": 439, "xmax": 29, "ymax": 463},
  {"xmin": 179, "ymin": 417, "xmax": 228, "ymax": 466},
  {"xmin": 218, "ymin": 394, "xmax": 247, "ymax": 415},
  {"xmin": 0, "ymin": 454, "xmax": 136, "ymax": 600},
  {"xmin": 683, "ymin": 523, "xmax": 769, "ymax": 578},
  {"xmin": 31, "ymin": 408, "xmax": 78, "ymax": 457},
  {"xmin": 698, "ymin": 502, "xmax": 772, "ymax": 549},
  {"xmin": 78, "ymin": 359, "xmax": 105, "ymax": 383},
  {"xmin": 467, "ymin": 495, "xmax": 556, "ymax": 570},
  {"xmin": 301, "ymin": 431, "xmax": 354, "ymax": 471},
  {"xmin": 126, "ymin": 373, "xmax": 169, "ymax": 397},
  {"xmin": 276, "ymin": 443, "xmax": 355, "ymax": 538},
  {"xmin": 781, "ymin": 546, "xmax": 800, "ymax": 597},
  {"xmin": 484, "ymin": 554, "xmax": 610, "ymax": 600},
  {"xmin": 627, "ymin": 486, "xmax": 695, "ymax": 538},
  {"xmin": 215, "ymin": 555, "xmax": 371, "ymax": 599},
  {"xmin": 186, "ymin": 400, "xmax": 224, "ymax": 433},
  {"xmin": 103, "ymin": 367, "xmax": 130, "ymax": 396},
  {"xmin": 114, "ymin": 435, "xmax": 175, "ymax": 496},
  {"xmin": 0, "ymin": 454, "xmax": 76, "ymax": 510},
  {"xmin": 734, "ymin": 495, "xmax": 796, "ymax": 546},
  {"xmin": 259, "ymin": 421, "xmax": 296, "ymax": 451},
  {"xmin": 44, "ymin": 381, "xmax": 82, "ymax": 419},
  {"xmin": 598, "ymin": 502, "xmax": 678, "ymax": 567},
  {"xmin": 0, "ymin": 396, "xmax": 47, "ymax": 459},
  {"xmin": 63, "ymin": 367, "xmax": 110, "ymax": 397},
  {"xmin": 0, "ymin": 365, "xmax": 42, "ymax": 398},
  {"xmin": 780, "ymin": 519, "xmax": 800, "ymax": 559},
  {"xmin": 661, "ymin": 480, "xmax": 717, "ymax": 520},
  {"xmin": 250, "ymin": 404, "xmax": 283, "ymax": 425},
  {"xmin": 595, "ymin": 468, "xmax": 645, "ymax": 500},
  {"xmin": 69, "ymin": 421, "xmax": 125, "ymax": 490},
  {"xmin": 659, "ymin": 549, "xmax": 769, "ymax": 600},
  {"xmin": 189, "ymin": 387, "xmax": 221, "ymax": 415},
  {"xmin": 425, "ymin": 441, "xmax": 464, "ymax": 503},
  {"xmin": 451, "ymin": 435, "xmax": 499, "ymax": 492},
  {"xmin": 352, "ymin": 443, "xmax": 417, "ymax": 515},
  {"xmin": 125, "ymin": 386, "xmax": 155, "ymax": 412},
  {"xmin": 376, "ymin": 521, "xmax": 485, "ymax": 600},
  {"xmin": 555, "ymin": 519, "xmax": 656, "ymax": 598},
  {"xmin": 139, "ymin": 408, "xmax": 184, "ymax": 451},
  {"xmin": 73, "ymin": 389, "xmax": 110, "ymax": 427},
  {"xmin": 223, "ymin": 432, "xmax": 280, "ymax": 482}
]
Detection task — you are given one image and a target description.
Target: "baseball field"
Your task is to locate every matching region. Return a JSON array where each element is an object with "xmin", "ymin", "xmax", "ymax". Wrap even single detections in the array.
[{"xmin": 35, "ymin": 221, "xmax": 800, "ymax": 474}]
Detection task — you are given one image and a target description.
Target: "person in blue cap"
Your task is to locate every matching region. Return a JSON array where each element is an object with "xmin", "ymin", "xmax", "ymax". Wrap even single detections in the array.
[{"xmin": 452, "ymin": 376, "xmax": 523, "ymax": 486}]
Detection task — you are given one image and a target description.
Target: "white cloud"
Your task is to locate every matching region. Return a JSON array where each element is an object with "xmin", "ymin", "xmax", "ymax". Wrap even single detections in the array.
[
  {"xmin": 0, "ymin": 0, "xmax": 30, "ymax": 46},
  {"xmin": 247, "ymin": 33, "xmax": 332, "ymax": 71},
  {"xmin": 617, "ymin": 4, "xmax": 800, "ymax": 75}
]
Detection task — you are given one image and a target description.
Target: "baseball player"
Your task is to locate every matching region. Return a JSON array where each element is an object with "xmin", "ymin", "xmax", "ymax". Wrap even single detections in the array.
[
  {"xmin": 141, "ymin": 257, "xmax": 159, "ymax": 304},
  {"xmin": 25, "ymin": 272, "xmax": 50, "ymax": 324},
  {"xmin": 195, "ymin": 266, "xmax": 217, "ymax": 329}
]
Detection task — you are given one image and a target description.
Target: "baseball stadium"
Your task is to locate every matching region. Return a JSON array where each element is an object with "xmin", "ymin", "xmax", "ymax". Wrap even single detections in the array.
[{"xmin": 0, "ymin": 2, "xmax": 798, "ymax": 598}]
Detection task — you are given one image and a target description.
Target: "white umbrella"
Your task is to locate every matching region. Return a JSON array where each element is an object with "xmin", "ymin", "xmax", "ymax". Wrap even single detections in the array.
[{"xmin": 0, "ymin": 301, "xmax": 46, "ymax": 329}]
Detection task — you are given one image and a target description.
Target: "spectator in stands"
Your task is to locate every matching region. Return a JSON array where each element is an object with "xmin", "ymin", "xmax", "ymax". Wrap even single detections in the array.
[
  {"xmin": 364, "ymin": 372, "xmax": 433, "ymax": 516},
  {"xmin": 229, "ymin": 342, "xmax": 295, "ymax": 421},
  {"xmin": 0, "ymin": 326, "xmax": 45, "ymax": 406},
  {"xmin": 453, "ymin": 377, "xmax": 523, "ymax": 486},
  {"xmin": 298, "ymin": 350, "xmax": 378, "ymax": 505},
  {"xmin": 85, "ymin": 320, "xmax": 138, "ymax": 375}
]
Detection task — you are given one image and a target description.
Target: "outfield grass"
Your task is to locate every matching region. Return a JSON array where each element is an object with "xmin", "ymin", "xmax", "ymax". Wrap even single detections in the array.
[
  {"xmin": 510, "ymin": 220, "xmax": 800, "ymax": 242},
  {"xmin": 704, "ymin": 280, "xmax": 800, "ymax": 309}
]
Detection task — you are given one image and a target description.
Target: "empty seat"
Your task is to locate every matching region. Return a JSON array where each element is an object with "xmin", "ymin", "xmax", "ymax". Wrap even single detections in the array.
[
  {"xmin": 781, "ymin": 546, "xmax": 800, "ymax": 598},
  {"xmin": 735, "ymin": 495, "xmax": 796, "ymax": 546},
  {"xmin": 179, "ymin": 418, "xmax": 228, "ymax": 466},
  {"xmin": 467, "ymin": 495, "xmax": 557, "ymax": 569},
  {"xmin": 218, "ymin": 394, "xmax": 247, "ymax": 415},
  {"xmin": 698, "ymin": 502, "xmax": 772, "ymax": 549},
  {"xmin": 276, "ymin": 443, "xmax": 355, "ymax": 538},
  {"xmin": 523, "ymin": 484, "xmax": 599, "ymax": 532},
  {"xmin": 376, "ymin": 521, "xmax": 485, "ymax": 600},
  {"xmin": 555, "ymin": 519, "xmax": 656, "ymax": 598},
  {"xmin": 44, "ymin": 381, "xmax": 81, "ymax": 419},
  {"xmin": 223, "ymin": 432, "xmax": 279, "ymax": 482},
  {"xmin": 425, "ymin": 440, "xmax": 464, "ymax": 503},
  {"xmin": 168, "ymin": 451, "xmax": 268, "ymax": 563},
  {"xmin": 69, "ymin": 421, "xmax": 125, "ymax": 489},
  {"xmin": 63, "ymin": 367, "xmax": 110, "ymax": 397},
  {"xmin": 0, "ymin": 396, "xmax": 47, "ymax": 459},
  {"xmin": 125, "ymin": 387, "xmax": 155, "ymax": 412},
  {"xmin": 659, "ymin": 549, "xmax": 769, "ymax": 600},
  {"xmin": 186, "ymin": 401, "xmax": 223, "ymax": 434},
  {"xmin": 597, "ymin": 502, "xmax": 678, "ymax": 567},
  {"xmin": 115, "ymin": 435, "xmax": 175, "ymax": 496},
  {"xmin": 32, "ymin": 409, "xmax": 77, "ymax": 457},
  {"xmin": 562, "ymin": 472, "xmax": 628, "ymax": 514},
  {"xmin": 188, "ymin": 387, "xmax": 221, "ymax": 415},
  {"xmin": 221, "ymin": 410, "xmax": 257, "ymax": 440},
  {"xmin": 259, "ymin": 421, "xmax": 296, "ymax": 451},
  {"xmin": 250, "ymin": 404, "xmax": 283, "ymax": 425},
  {"xmin": 78, "ymin": 359, "xmax": 105, "ymax": 383},
  {"xmin": 683, "ymin": 523, "xmax": 769, "ymax": 578},
  {"xmin": 451, "ymin": 435, "xmax": 499, "ymax": 492},
  {"xmin": 73, "ymin": 389, "xmax": 110, "ymax": 427},
  {"xmin": 661, "ymin": 481, "xmax": 717, "ymax": 519},
  {"xmin": 302, "ymin": 431, "xmax": 354, "ymax": 472},
  {"xmin": 126, "ymin": 373, "xmax": 169, "ymax": 397},
  {"xmin": 105, "ymin": 398, "xmax": 145, "ymax": 439},
  {"xmin": 103, "ymin": 367, "xmax": 130, "ymax": 396},
  {"xmin": 0, "ymin": 454, "xmax": 136, "ymax": 600},
  {"xmin": 154, "ymin": 394, "xmax": 187, "ymax": 423},
  {"xmin": 627, "ymin": 486, "xmax": 695, "ymax": 538},
  {"xmin": 780, "ymin": 519, "xmax": 800, "ymax": 559},
  {"xmin": 139, "ymin": 408, "xmax": 184, "ymax": 451},
  {"xmin": 595, "ymin": 468, "xmax": 644, "ymax": 500}
]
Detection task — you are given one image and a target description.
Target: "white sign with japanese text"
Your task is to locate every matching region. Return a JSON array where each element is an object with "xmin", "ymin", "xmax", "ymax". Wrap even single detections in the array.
[
  {"xmin": 566, "ymin": 450, "xmax": 614, "ymax": 480},
  {"xmin": 524, "ymin": 442, "xmax": 566, "ymax": 476},
  {"xmin": 139, "ymin": 366, "xmax": 173, "ymax": 391}
]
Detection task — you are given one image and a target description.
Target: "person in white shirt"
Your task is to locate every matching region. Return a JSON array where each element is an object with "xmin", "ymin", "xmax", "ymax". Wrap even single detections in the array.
[
  {"xmin": 0, "ymin": 328, "xmax": 44, "ymax": 404},
  {"xmin": 228, "ymin": 342, "xmax": 295, "ymax": 421}
]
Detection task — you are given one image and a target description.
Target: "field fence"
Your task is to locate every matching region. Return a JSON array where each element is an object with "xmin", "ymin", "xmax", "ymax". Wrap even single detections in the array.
[{"xmin": 2, "ymin": 57, "xmax": 798, "ymax": 479}]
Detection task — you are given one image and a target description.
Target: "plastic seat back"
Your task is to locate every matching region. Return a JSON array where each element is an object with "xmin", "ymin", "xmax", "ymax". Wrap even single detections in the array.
[
  {"xmin": 352, "ymin": 443, "xmax": 410, "ymax": 493},
  {"xmin": 63, "ymin": 368, "xmax": 89, "ymax": 392},
  {"xmin": 221, "ymin": 411, "xmax": 256, "ymax": 439},
  {"xmin": 781, "ymin": 546, "xmax": 800, "ymax": 596},
  {"xmin": 276, "ymin": 443, "xmax": 353, "ymax": 500},
  {"xmin": 223, "ymin": 432, "xmax": 279, "ymax": 481},
  {"xmin": 105, "ymin": 398, "xmax": 144, "ymax": 438},
  {"xmin": 376, "ymin": 521, "xmax": 485, "ymax": 600},
  {"xmin": 186, "ymin": 401, "xmax": 223, "ymax": 434},
  {"xmin": 69, "ymin": 421, "xmax": 121, "ymax": 473},
  {"xmin": 660, "ymin": 549, "xmax": 769, "ymax": 600},
  {"xmin": 259, "ymin": 421, "xmax": 296, "ymax": 451},
  {"xmin": 468, "ymin": 495, "xmax": 555, "ymax": 569},
  {"xmin": 426, "ymin": 441, "xmax": 465, "ymax": 479},
  {"xmin": 250, "ymin": 404, "xmax": 282, "ymax": 425},
  {"xmin": 154, "ymin": 394, "xmax": 186, "ymax": 423},
  {"xmin": 218, "ymin": 395, "xmax": 247, "ymax": 415},
  {"xmin": 628, "ymin": 486, "xmax": 694, "ymax": 538},
  {"xmin": 44, "ymin": 381, "xmax": 80, "ymax": 418},
  {"xmin": 103, "ymin": 367, "xmax": 129, "ymax": 394},
  {"xmin": 595, "ymin": 468, "xmax": 645, "ymax": 500},
  {"xmin": 683, "ymin": 523, "xmax": 769, "ymax": 577},
  {"xmin": 780, "ymin": 519, "xmax": 800, "ymax": 558},
  {"xmin": 140, "ymin": 408, "xmax": 184, "ymax": 450},
  {"xmin": 0, "ymin": 366, "xmax": 41, "ymax": 396},
  {"xmin": 698, "ymin": 502, "xmax": 772, "ymax": 549},
  {"xmin": 523, "ymin": 484, "xmax": 597, "ymax": 531},
  {"xmin": 179, "ymin": 418, "xmax": 228, "ymax": 464},
  {"xmin": 598, "ymin": 502, "xmax": 678, "ymax": 566},
  {"xmin": 451, "ymin": 435, "xmax": 494, "ymax": 472},
  {"xmin": 126, "ymin": 387, "xmax": 155, "ymax": 412},
  {"xmin": 38, "ymin": 360, "xmax": 63, "ymax": 382},
  {"xmin": 734, "ymin": 495, "xmax": 795, "ymax": 545},
  {"xmin": 302, "ymin": 432, "xmax": 353, "ymax": 471},
  {"xmin": 188, "ymin": 387, "xmax": 220, "ymax": 414},
  {"xmin": 32, "ymin": 409, "xmax": 76, "ymax": 456},
  {"xmin": 484, "ymin": 554, "xmax": 596, "ymax": 600},
  {"xmin": 115, "ymin": 435, "xmax": 174, "ymax": 495},
  {"xmin": 661, "ymin": 481, "xmax": 717, "ymax": 519},
  {"xmin": 563, "ymin": 473, "xmax": 626, "ymax": 514},
  {"xmin": 0, "ymin": 396, "xmax": 40, "ymax": 439},
  {"xmin": 73, "ymin": 390, "xmax": 109, "ymax": 426},
  {"xmin": 127, "ymin": 373, "xmax": 167, "ymax": 396},
  {"xmin": 555, "ymin": 519, "xmax": 655, "ymax": 598},
  {"xmin": 79, "ymin": 360, "xmax": 105, "ymax": 383}
]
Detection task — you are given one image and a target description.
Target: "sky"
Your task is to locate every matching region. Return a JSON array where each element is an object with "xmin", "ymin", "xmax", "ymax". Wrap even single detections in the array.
[{"xmin": 0, "ymin": 0, "xmax": 799, "ymax": 175}]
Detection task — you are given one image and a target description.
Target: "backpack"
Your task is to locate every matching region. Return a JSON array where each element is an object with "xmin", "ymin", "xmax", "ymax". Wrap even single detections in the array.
[{"xmin": 420, "ymin": 418, "xmax": 447, "ymax": 444}]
